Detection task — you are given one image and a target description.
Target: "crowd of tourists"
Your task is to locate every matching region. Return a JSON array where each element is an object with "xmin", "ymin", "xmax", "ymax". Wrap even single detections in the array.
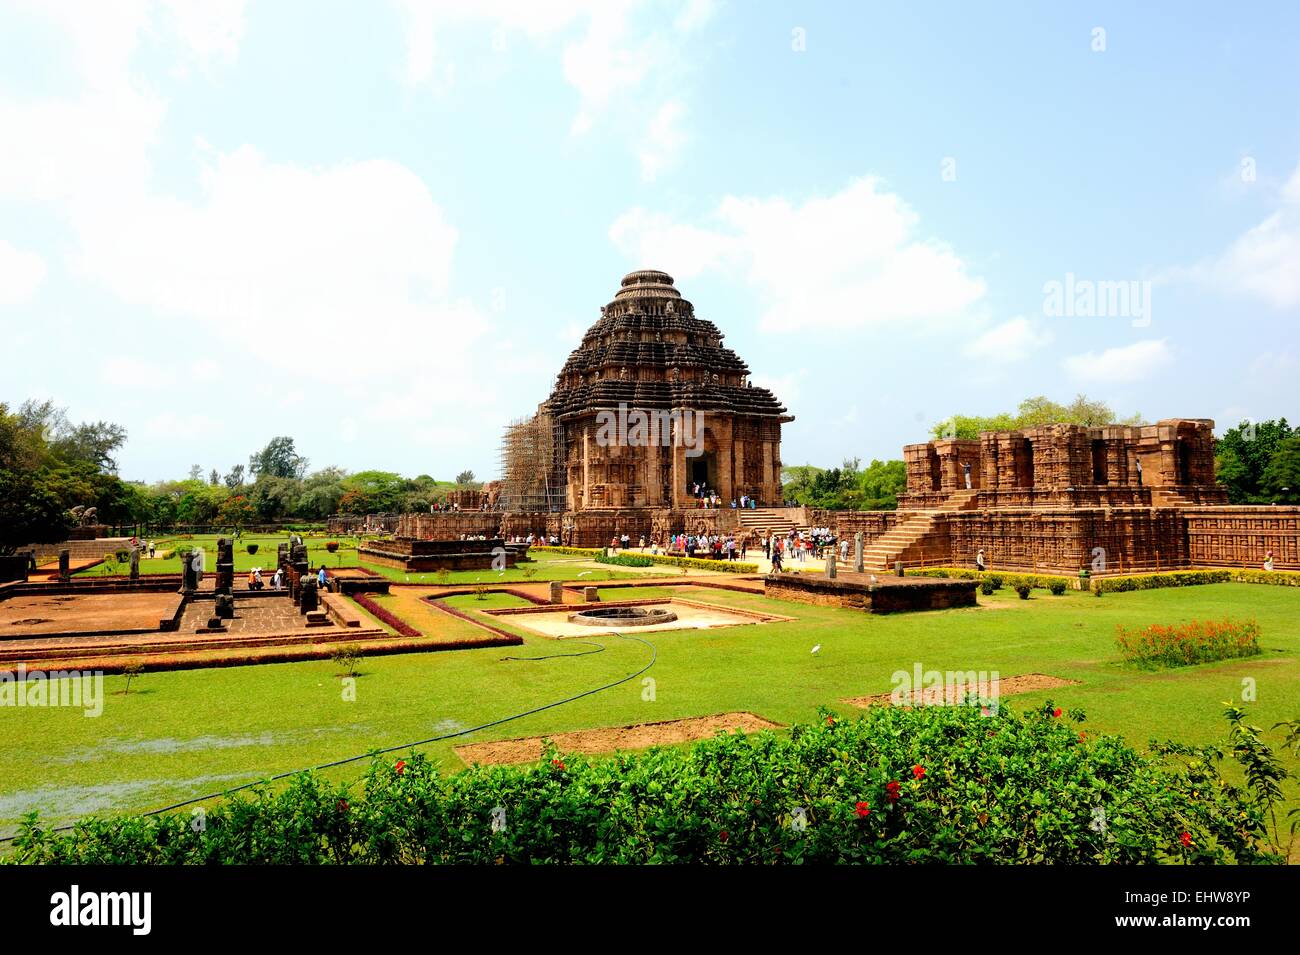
[{"xmin": 689, "ymin": 482, "xmax": 762, "ymax": 510}]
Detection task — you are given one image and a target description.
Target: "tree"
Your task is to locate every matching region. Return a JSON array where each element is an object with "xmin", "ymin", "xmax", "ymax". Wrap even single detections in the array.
[
  {"xmin": 858, "ymin": 459, "xmax": 907, "ymax": 510},
  {"xmin": 1261, "ymin": 435, "xmax": 1300, "ymax": 505},
  {"xmin": 224, "ymin": 464, "xmax": 245, "ymax": 489},
  {"xmin": 932, "ymin": 394, "xmax": 1143, "ymax": 440},
  {"xmin": 1215, "ymin": 419, "xmax": 1293, "ymax": 504},
  {"xmin": 455, "ymin": 470, "xmax": 476, "ymax": 486},
  {"xmin": 218, "ymin": 494, "xmax": 256, "ymax": 532},
  {"xmin": 209, "ymin": 468, "xmax": 220, "ymax": 486},
  {"xmin": 0, "ymin": 469, "xmax": 71, "ymax": 554},
  {"xmin": 249, "ymin": 437, "xmax": 308, "ymax": 480},
  {"xmin": 188, "ymin": 464, "xmax": 203, "ymax": 482}
]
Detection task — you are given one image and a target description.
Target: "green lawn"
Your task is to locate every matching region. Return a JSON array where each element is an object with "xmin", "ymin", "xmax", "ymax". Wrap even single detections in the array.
[
  {"xmin": 78, "ymin": 533, "xmax": 652, "ymax": 584},
  {"xmin": 3, "ymin": 581, "xmax": 1298, "ymax": 847}
]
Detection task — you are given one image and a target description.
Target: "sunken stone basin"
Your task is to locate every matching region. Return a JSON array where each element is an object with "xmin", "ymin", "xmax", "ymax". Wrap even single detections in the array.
[{"xmin": 567, "ymin": 606, "xmax": 679, "ymax": 627}]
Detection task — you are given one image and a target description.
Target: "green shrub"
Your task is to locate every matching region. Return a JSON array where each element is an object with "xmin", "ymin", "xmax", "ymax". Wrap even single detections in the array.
[
  {"xmin": 1048, "ymin": 581, "xmax": 1067, "ymax": 596},
  {"xmin": 986, "ymin": 574, "xmax": 1004, "ymax": 590},
  {"xmin": 8, "ymin": 704, "xmax": 1284, "ymax": 865},
  {"xmin": 1116, "ymin": 618, "xmax": 1262, "ymax": 669},
  {"xmin": 595, "ymin": 553, "xmax": 654, "ymax": 568},
  {"xmin": 1094, "ymin": 570, "xmax": 1232, "ymax": 594},
  {"xmin": 1015, "ymin": 584, "xmax": 1031, "ymax": 599},
  {"xmin": 980, "ymin": 580, "xmax": 995, "ymax": 596}
]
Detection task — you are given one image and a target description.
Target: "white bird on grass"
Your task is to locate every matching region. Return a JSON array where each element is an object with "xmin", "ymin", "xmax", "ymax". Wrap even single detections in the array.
[
  {"xmin": 811, "ymin": 644, "xmax": 821, "ymax": 655},
  {"xmin": 577, "ymin": 571, "xmax": 592, "ymax": 577}
]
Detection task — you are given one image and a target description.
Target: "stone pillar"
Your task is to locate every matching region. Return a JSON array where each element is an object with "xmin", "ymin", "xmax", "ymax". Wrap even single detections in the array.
[
  {"xmin": 299, "ymin": 576, "xmax": 318, "ymax": 613},
  {"xmin": 129, "ymin": 547, "xmax": 140, "ymax": 581},
  {"xmin": 216, "ymin": 537, "xmax": 234, "ymax": 595},
  {"xmin": 582, "ymin": 427, "xmax": 590, "ymax": 509},
  {"xmin": 854, "ymin": 532, "xmax": 864, "ymax": 573},
  {"xmin": 672, "ymin": 416, "xmax": 687, "ymax": 507},
  {"xmin": 733, "ymin": 438, "xmax": 746, "ymax": 501},
  {"xmin": 58, "ymin": 549, "xmax": 70, "ymax": 582},
  {"xmin": 761, "ymin": 440, "xmax": 774, "ymax": 504},
  {"xmin": 825, "ymin": 548, "xmax": 837, "ymax": 579},
  {"xmin": 549, "ymin": 580, "xmax": 564, "ymax": 604},
  {"xmin": 583, "ymin": 585, "xmax": 598, "ymax": 602}
]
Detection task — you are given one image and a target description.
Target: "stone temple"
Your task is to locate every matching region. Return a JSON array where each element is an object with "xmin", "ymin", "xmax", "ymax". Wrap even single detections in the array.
[
  {"xmin": 390, "ymin": 269, "xmax": 794, "ymax": 547},
  {"xmin": 334, "ymin": 268, "xmax": 1298, "ymax": 572}
]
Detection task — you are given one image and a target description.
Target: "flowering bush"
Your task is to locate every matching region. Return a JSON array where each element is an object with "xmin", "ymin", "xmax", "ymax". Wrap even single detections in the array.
[
  {"xmin": 10, "ymin": 703, "xmax": 1286, "ymax": 865},
  {"xmin": 1115, "ymin": 618, "xmax": 1262, "ymax": 668}
]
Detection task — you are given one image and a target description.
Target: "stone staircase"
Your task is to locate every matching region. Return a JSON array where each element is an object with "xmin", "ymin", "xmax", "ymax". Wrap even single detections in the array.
[
  {"xmin": 853, "ymin": 489, "xmax": 981, "ymax": 570},
  {"xmin": 1149, "ymin": 486, "xmax": 1195, "ymax": 508},
  {"xmin": 737, "ymin": 507, "xmax": 801, "ymax": 537}
]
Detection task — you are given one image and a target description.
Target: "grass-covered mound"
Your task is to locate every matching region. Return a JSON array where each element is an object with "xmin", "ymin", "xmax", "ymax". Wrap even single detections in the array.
[{"xmin": 9, "ymin": 703, "xmax": 1291, "ymax": 864}]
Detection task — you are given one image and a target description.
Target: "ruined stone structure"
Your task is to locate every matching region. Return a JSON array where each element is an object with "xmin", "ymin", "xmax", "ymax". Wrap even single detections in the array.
[{"xmin": 811, "ymin": 419, "xmax": 1297, "ymax": 573}]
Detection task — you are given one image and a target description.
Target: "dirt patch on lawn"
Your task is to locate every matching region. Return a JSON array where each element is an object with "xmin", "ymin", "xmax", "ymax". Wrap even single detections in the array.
[
  {"xmin": 455, "ymin": 711, "xmax": 781, "ymax": 765},
  {"xmin": 845, "ymin": 672, "xmax": 1079, "ymax": 707}
]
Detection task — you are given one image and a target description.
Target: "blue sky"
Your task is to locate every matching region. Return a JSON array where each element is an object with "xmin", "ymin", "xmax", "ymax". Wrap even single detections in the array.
[{"xmin": 1, "ymin": 0, "xmax": 1297, "ymax": 484}]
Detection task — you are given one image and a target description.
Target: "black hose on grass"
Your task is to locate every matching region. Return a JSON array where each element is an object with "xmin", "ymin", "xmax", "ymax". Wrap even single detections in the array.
[
  {"xmin": 500, "ymin": 640, "xmax": 607, "ymax": 661},
  {"xmin": 0, "ymin": 632, "xmax": 657, "ymax": 843}
]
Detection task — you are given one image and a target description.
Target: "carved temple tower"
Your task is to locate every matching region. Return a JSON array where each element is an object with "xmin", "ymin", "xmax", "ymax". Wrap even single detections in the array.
[{"xmin": 530, "ymin": 269, "xmax": 792, "ymax": 512}]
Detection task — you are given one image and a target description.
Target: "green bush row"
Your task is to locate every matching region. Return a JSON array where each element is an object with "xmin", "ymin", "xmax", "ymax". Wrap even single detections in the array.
[
  {"xmin": 594, "ymin": 553, "xmax": 655, "ymax": 567},
  {"xmin": 912, "ymin": 568, "xmax": 1075, "ymax": 591},
  {"xmin": 1093, "ymin": 570, "xmax": 1233, "ymax": 593},
  {"xmin": 8, "ymin": 704, "xmax": 1287, "ymax": 865},
  {"xmin": 532, "ymin": 545, "xmax": 758, "ymax": 574}
]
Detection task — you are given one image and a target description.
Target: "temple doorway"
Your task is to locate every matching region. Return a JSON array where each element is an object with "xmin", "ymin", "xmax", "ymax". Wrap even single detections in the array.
[{"xmin": 689, "ymin": 453, "xmax": 714, "ymax": 493}]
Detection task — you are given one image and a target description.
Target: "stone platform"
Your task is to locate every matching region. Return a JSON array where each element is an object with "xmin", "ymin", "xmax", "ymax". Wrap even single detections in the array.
[
  {"xmin": 356, "ymin": 537, "xmax": 518, "ymax": 572},
  {"xmin": 764, "ymin": 572, "xmax": 978, "ymax": 613}
]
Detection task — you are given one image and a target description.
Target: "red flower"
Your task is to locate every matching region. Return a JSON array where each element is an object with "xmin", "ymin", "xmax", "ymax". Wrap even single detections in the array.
[
  {"xmin": 551, "ymin": 758, "xmax": 565, "ymax": 770},
  {"xmin": 854, "ymin": 801, "xmax": 871, "ymax": 817},
  {"xmin": 394, "ymin": 760, "xmax": 406, "ymax": 775},
  {"xmin": 826, "ymin": 715, "xmax": 836, "ymax": 725},
  {"xmin": 1052, "ymin": 707, "xmax": 1063, "ymax": 718},
  {"xmin": 719, "ymin": 830, "xmax": 729, "ymax": 842},
  {"xmin": 885, "ymin": 781, "xmax": 902, "ymax": 803},
  {"xmin": 912, "ymin": 765, "xmax": 926, "ymax": 780},
  {"xmin": 1180, "ymin": 831, "xmax": 1192, "ymax": 848},
  {"xmin": 336, "ymin": 799, "xmax": 349, "ymax": 813}
]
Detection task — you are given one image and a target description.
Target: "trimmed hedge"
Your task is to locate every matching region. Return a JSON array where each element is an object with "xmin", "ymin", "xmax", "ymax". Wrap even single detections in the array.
[
  {"xmin": 351, "ymin": 594, "xmax": 422, "ymax": 638},
  {"xmin": 532, "ymin": 545, "xmax": 759, "ymax": 575},
  {"xmin": 7, "ymin": 703, "xmax": 1284, "ymax": 865},
  {"xmin": 1093, "ymin": 570, "xmax": 1232, "ymax": 593},
  {"xmin": 594, "ymin": 553, "xmax": 655, "ymax": 567},
  {"xmin": 911, "ymin": 568, "xmax": 1075, "ymax": 591}
]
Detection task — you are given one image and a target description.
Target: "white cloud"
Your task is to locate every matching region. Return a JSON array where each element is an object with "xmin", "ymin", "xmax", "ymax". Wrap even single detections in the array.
[
  {"xmin": 963, "ymin": 317, "xmax": 1053, "ymax": 363},
  {"xmin": 609, "ymin": 176, "xmax": 987, "ymax": 333},
  {"xmin": 396, "ymin": 0, "xmax": 708, "ymax": 148},
  {"xmin": 0, "ymin": 240, "xmax": 47, "ymax": 305},
  {"xmin": 1174, "ymin": 159, "xmax": 1300, "ymax": 308},
  {"xmin": 1062, "ymin": 339, "xmax": 1173, "ymax": 384},
  {"xmin": 71, "ymin": 146, "xmax": 488, "ymax": 376},
  {"xmin": 639, "ymin": 100, "xmax": 687, "ymax": 181}
]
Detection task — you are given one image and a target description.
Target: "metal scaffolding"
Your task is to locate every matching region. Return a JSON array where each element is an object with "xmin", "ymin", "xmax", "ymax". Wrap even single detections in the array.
[{"xmin": 498, "ymin": 408, "xmax": 567, "ymax": 512}]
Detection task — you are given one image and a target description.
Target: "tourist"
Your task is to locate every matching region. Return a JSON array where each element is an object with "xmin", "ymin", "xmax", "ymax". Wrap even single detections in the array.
[
  {"xmin": 840, "ymin": 538, "xmax": 849, "ymax": 563},
  {"xmin": 271, "ymin": 568, "xmax": 283, "ymax": 590},
  {"xmin": 1264, "ymin": 550, "xmax": 1275, "ymax": 572},
  {"xmin": 318, "ymin": 566, "xmax": 329, "ymax": 591},
  {"xmin": 638, "ymin": 536, "xmax": 646, "ymax": 550},
  {"xmin": 963, "ymin": 462, "xmax": 972, "ymax": 490},
  {"xmin": 976, "ymin": 548, "xmax": 986, "ymax": 572},
  {"xmin": 148, "ymin": 540, "xmax": 156, "ymax": 559}
]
